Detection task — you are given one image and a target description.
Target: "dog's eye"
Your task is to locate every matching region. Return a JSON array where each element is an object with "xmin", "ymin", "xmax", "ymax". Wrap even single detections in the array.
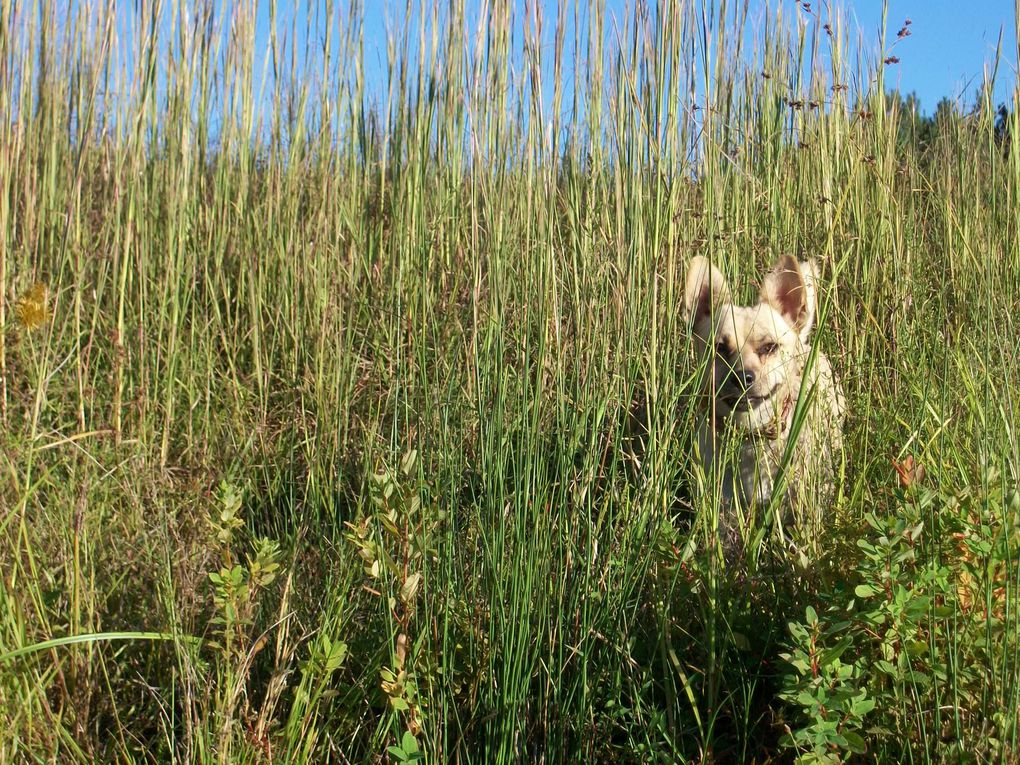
[
  {"xmin": 715, "ymin": 341, "xmax": 731, "ymax": 356},
  {"xmin": 758, "ymin": 342, "xmax": 778, "ymax": 357}
]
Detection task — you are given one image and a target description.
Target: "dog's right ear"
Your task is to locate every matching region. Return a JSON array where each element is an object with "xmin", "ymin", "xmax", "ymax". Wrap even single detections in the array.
[{"xmin": 684, "ymin": 256, "xmax": 731, "ymax": 323}]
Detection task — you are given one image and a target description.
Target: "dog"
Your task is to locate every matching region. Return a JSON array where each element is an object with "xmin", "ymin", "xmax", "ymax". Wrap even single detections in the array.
[{"xmin": 684, "ymin": 254, "xmax": 845, "ymax": 556}]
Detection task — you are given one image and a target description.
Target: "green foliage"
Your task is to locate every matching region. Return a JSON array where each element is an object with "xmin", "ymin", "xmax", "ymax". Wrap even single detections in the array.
[
  {"xmin": 387, "ymin": 730, "xmax": 424, "ymax": 764},
  {"xmin": 346, "ymin": 448, "xmax": 438, "ymax": 754},
  {"xmin": 780, "ymin": 470, "xmax": 1020, "ymax": 761},
  {"xmin": 207, "ymin": 483, "xmax": 283, "ymax": 639},
  {"xmin": 779, "ymin": 605, "xmax": 873, "ymax": 763}
]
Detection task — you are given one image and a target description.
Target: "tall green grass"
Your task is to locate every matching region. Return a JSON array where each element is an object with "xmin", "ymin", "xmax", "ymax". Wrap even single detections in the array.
[{"xmin": 1, "ymin": 0, "xmax": 1018, "ymax": 762}]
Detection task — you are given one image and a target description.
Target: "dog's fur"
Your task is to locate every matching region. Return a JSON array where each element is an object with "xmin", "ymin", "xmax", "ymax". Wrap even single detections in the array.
[{"xmin": 685, "ymin": 255, "xmax": 845, "ymax": 552}]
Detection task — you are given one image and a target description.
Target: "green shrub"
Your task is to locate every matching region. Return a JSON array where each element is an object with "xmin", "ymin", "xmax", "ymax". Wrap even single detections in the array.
[{"xmin": 781, "ymin": 468, "xmax": 1020, "ymax": 762}]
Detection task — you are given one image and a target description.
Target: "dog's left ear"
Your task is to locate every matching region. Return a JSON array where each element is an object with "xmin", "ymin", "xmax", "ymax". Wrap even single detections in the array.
[{"xmin": 760, "ymin": 255, "xmax": 817, "ymax": 341}]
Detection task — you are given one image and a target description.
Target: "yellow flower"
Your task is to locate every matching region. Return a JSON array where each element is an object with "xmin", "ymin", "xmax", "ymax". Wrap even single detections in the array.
[{"xmin": 16, "ymin": 282, "xmax": 50, "ymax": 330}]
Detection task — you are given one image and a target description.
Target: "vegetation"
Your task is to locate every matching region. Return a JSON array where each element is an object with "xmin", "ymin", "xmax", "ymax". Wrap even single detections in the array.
[{"xmin": 1, "ymin": 1, "xmax": 1018, "ymax": 762}]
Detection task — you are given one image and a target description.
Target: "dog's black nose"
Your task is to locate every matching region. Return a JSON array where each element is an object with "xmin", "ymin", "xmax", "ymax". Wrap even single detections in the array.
[{"xmin": 733, "ymin": 370, "xmax": 755, "ymax": 389}]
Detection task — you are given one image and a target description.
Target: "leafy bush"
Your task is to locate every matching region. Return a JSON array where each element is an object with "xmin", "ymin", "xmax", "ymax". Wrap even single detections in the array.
[{"xmin": 780, "ymin": 467, "xmax": 1020, "ymax": 762}]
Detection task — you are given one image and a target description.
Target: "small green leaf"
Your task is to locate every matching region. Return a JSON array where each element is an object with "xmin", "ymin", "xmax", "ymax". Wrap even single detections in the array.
[
  {"xmin": 400, "ymin": 572, "xmax": 423, "ymax": 604},
  {"xmin": 875, "ymin": 659, "xmax": 897, "ymax": 676},
  {"xmin": 400, "ymin": 449, "xmax": 418, "ymax": 476},
  {"xmin": 325, "ymin": 641, "xmax": 348, "ymax": 672},
  {"xmin": 797, "ymin": 690, "xmax": 819, "ymax": 709},
  {"xmin": 390, "ymin": 696, "xmax": 410, "ymax": 711},
  {"xmin": 805, "ymin": 606, "xmax": 818, "ymax": 627},
  {"xmin": 842, "ymin": 730, "xmax": 867, "ymax": 753},
  {"xmin": 379, "ymin": 513, "xmax": 400, "ymax": 536},
  {"xmin": 906, "ymin": 640, "xmax": 928, "ymax": 657},
  {"xmin": 854, "ymin": 697, "xmax": 876, "ymax": 716},
  {"xmin": 818, "ymin": 637, "xmax": 853, "ymax": 667},
  {"xmin": 401, "ymin": 731, "xmax": 419, "ymax": 753}
]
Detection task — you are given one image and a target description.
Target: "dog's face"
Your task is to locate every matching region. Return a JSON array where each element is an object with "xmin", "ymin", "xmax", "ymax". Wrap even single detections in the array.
[{"xmin": 685, "ymin": 255, "xmax": 819, "ymax": 432}]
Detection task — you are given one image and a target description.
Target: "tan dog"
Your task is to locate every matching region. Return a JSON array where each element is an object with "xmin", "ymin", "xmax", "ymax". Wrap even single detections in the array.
[{"xmin": 684, "ymin": 255, "xmax": 845, "ymax": 554}]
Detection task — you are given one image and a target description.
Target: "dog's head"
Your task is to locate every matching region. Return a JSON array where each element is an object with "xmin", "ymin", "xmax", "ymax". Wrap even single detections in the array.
[{"xmin": 685, "ymin": 254, "xmax": 820, "ymax": 433}]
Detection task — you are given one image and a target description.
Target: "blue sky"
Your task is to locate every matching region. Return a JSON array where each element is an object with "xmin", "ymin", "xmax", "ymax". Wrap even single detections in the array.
[
  {"xmin": 353, "ymin": 0, "xmax": 1017, "ymax": 115},
  {"xmin": 92, "ymin": 0, "xmax": 1015, "ymax": 134},
  {"xmin": 847, "ymin": 0, "xmax": 1017, "ymax": 111}
]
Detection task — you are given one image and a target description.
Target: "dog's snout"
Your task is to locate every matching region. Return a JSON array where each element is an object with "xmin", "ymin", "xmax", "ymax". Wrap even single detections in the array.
[{"xmin": 727, "ymin": 367, "xmax": 755, "ymax": 390}]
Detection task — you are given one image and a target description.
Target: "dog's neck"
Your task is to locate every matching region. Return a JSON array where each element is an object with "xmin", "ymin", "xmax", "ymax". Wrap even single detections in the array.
[{"xmin": 758, "ymin": 393, "xmax": 795, "ymax": 440}]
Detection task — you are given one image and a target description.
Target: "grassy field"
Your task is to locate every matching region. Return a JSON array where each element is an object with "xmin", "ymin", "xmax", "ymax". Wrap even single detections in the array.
[{"xmin": 2, "ymin": 0, "xmax": 1019, "ymax": 762}]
